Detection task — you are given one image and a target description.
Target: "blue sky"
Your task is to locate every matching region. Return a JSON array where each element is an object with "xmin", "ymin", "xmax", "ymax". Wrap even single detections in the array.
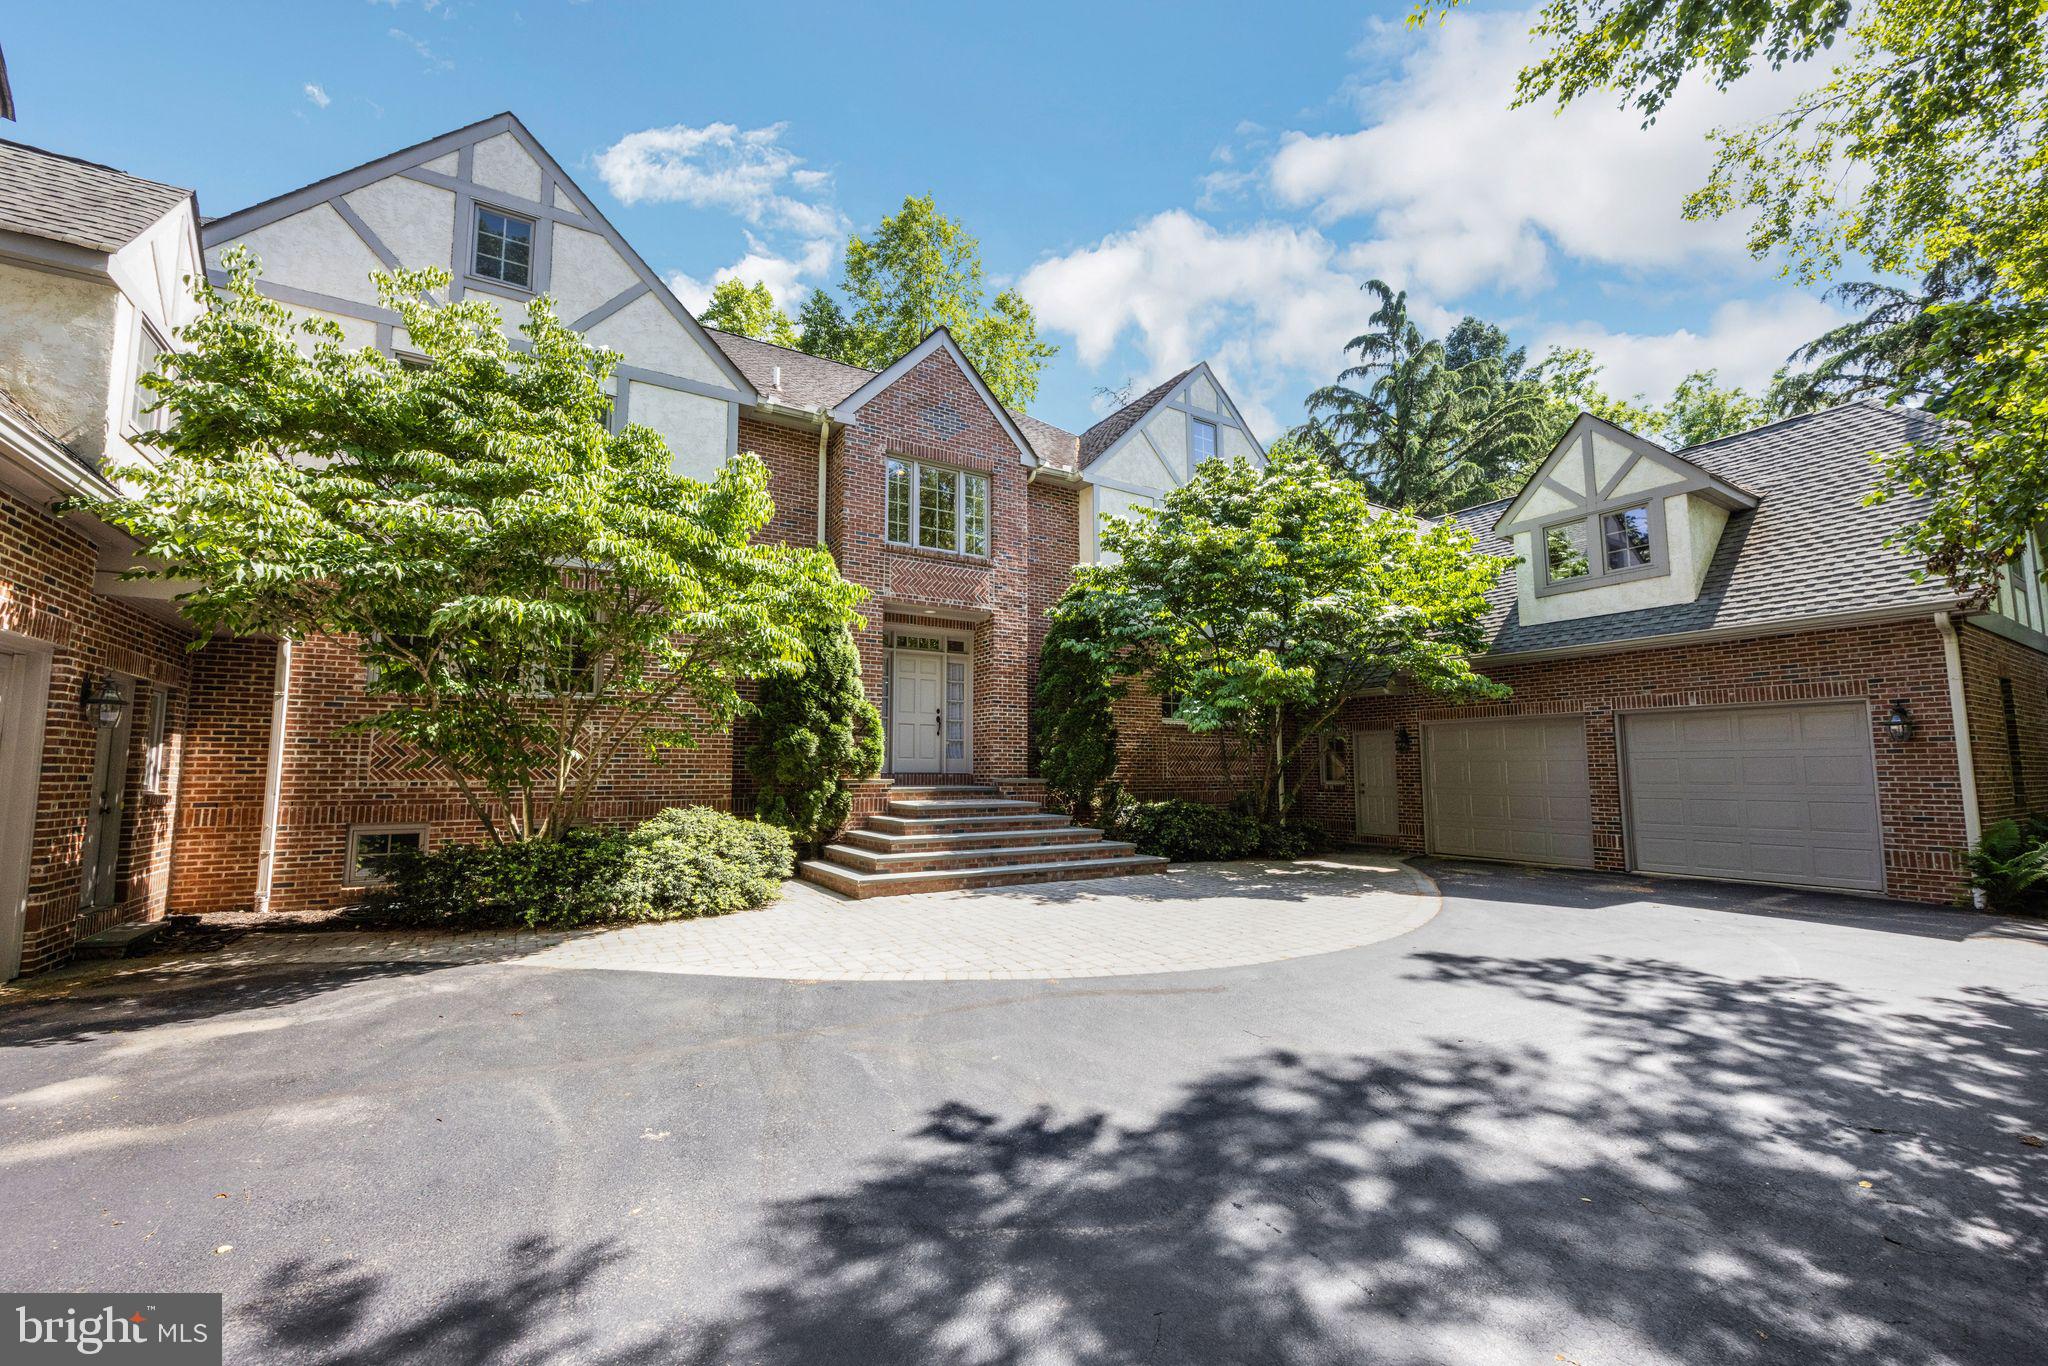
[{"xmin": 4, "ymin": 0, "xmax": 1842, "ymax": 438}]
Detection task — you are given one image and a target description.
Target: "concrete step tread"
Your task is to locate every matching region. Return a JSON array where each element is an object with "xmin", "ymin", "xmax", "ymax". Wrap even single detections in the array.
[
  {"xmin": 886, "ymin": 798, "xmax": 1044, "ymax": 813},
  {"xmin": 71, "ymin": 921, "xmax": 166, "ymax": 959},
  {"xmin": 864, "ymin": 812, "xmax": 1074, "ymax": 832},
  {"xmin": 819, "ymin": 839, "xmax": 1139, "ymax": 870},
  {"xmin": 798, "ymin": 853, "xmax": 1168, "ymax": 896},
  {"xmin": 843, "ymin": 826, "xmax": 1104, "ymax": 851}
]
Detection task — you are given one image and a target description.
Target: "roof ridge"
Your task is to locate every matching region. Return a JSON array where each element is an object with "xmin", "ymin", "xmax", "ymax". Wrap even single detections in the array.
[
  {"xmin": 1675, "ymin": 398, "xmax": 1917, "ymax": 458},
  {"xmin": 1079, "ymin": 366, "xmax": 1195, "ymax": 442},
  {"xmin": 703, "ymin": 326, "xmax": 876, "ymax": 376}
]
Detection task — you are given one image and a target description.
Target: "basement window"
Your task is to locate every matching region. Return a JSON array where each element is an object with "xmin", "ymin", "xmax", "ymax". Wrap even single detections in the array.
[
  {"xmin": 473, "ymin": 206, "xmax": 534, "ymax": 289},
  {"xmin": 346, "ymin": 826, "xmax": 425, "ymax": 884}
]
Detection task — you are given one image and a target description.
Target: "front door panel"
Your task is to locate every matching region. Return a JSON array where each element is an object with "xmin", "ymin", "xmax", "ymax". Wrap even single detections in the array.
[
  {"xmin": 1353, "ymin": 729, "xmax": 1398, "ymax": 838},
  {"xmin": 890, "ymin": 652, "xmax": 943, "ymax": 772}
]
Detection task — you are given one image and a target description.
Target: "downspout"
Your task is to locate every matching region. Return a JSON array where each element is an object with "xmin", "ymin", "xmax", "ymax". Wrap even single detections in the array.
[
  {"xmin": 252, "ymin": 637, "xmax": 292, "ymax": 913},
  {"xmin": 815, "ymin": 415, "xmax": 829, "ymax": 547},
  {"xmin": 1935, "ymin": 610, "xmax": 1986, "ymax": 908}
]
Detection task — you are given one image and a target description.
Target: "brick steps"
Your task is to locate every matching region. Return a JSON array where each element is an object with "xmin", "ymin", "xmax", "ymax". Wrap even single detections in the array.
[{"xmin": 799, "ymin": 785, "xmax": 1167, "ymax": 899}]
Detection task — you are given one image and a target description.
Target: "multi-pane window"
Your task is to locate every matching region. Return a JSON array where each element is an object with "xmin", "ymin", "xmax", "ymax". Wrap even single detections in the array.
[
  {"xmin": 347, "ymin": 827, "xmax": 424, "ymax": 884},
  {"xmin": 130, "ymin": 323, "xmax": 168, "ymax": 434},
  {"xmin": 885, "ymin": 457, "xmax": 991, "ymax": 556},
  {"xmin": 1191, "ymin": 418, "xmax": 1218, "ymax": 463},
  {"xmin": 141, "ymin": 688, "xmax": 170, "ymax": 795},
  {"xmin": 1601, "ymin": 505, "xmax": 1652, "ymax": 570},
  {"xmin": 1545, "ymin": 521, "xmax": 1591, "ymax": 581},
  {"xmin": 473, "ymin": 207, "xmax": 534, "ymax": 288}
]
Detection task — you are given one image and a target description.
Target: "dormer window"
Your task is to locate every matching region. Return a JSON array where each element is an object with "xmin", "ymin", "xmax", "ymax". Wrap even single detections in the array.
[{"xmin": 1539, "ymin": 500, "xmax": 1664, "ymax": 594}]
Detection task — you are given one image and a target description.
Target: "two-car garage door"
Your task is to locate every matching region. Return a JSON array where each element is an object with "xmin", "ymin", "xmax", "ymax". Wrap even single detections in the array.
[
  {"xmin": 1620, "ymin": 703, "xmax": 1884, "ymax": 892},
  {"xmin": 1421, "ymin": 703, "xmax": 1885, "ymax": 894}
]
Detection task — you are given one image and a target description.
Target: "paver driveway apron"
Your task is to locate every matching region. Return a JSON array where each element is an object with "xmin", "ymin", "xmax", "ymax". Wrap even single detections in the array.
[{"xmin": 52, "ymin": 854, "xmax": 1439, "ymax": 984}]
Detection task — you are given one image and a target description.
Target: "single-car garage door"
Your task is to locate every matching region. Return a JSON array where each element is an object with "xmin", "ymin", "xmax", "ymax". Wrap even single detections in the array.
[
  {"xmin": 1424, "ymin": 717, "xmax": 1594, "ymax": 867},
  {"xmin": 1622, "ymin": 703, "xmax": 1883, "ymax": 892}
]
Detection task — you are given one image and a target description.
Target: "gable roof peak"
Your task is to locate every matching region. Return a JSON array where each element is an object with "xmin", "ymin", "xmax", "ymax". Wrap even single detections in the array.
[{"xmin": 830, "ymin": 326, "xmax": 1042, "ymax": 468}]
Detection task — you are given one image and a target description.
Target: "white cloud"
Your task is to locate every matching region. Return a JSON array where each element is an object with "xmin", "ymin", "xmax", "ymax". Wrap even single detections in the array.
[
  {"xmin": 668, "ymin": 236, "xmax": 836, "ymax": 315},
  {"xmin": 1022, "ymin": 211, "xmax": 1408, "ymax": 434},
  {"xmin": 387, "ymin": 28, "xmax": 452, "ymax": 71},
  {"xmin": 302, "ymin": 83, "xmax": 331, "ymax": 109},
  {"xmin": 594, "ymin": 122, "xmax": 844, "ymax": 239},
  {"xmin": 1266, "ymin": 8, "xmax": 1818, "ymax": 296},
  {"xmin": 1534, "ymin": 293, "xmax": 1851, "ymax": 401}
]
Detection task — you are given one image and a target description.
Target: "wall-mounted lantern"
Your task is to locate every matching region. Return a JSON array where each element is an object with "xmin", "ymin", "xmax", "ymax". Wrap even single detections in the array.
[
  {"xmin": 1883, "ymin": 699, "xmax": 1913, "ymax": 742},
  {"xmin": 82, "ymin": 674, "xmax": 127, "ymax": 729},
  {"xmin": 1394, "ymin": 723, "xmax": 1413, "ymax": 753}
]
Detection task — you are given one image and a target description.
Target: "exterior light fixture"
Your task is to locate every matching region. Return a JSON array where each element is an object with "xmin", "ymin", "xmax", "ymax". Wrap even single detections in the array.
[
  {"xmin": 1394, "ymin": 724, "xmax": 1413, "ymax": 753},
  {"xmin": 1884, "ymin": 699, "xmax": 1912, "ymax": 742},
  {"xmin": 82, "ymin": 674, "xmax": 127, "ymax": 729}
]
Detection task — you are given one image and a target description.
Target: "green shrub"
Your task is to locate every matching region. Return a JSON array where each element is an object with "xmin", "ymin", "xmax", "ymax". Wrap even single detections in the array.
[
  {"xmin": 1964, "ymin": 816, "xmax": 2048, "ymax": 914},
  {"xmin": 355, "ymin": 806, "xmax": 794, "ymax": 929},
  {"xmin": 1254, "ymin": 819, "xmax": 1333, "ymax": 859},
  {"xmin": 1035, "ymin": 608, "xmax": 1120, "ymax": 822},
  {"xmin": 358, "ymin": 826, "xmax": 630, "ymax": 929},
  {"xmin": 616, "ymin": 806, "xmax": 795, "ymax": 920},
  {"xmin": 747, "ymin": 624, "xmax": 883, "ymax": 852},
  {"xmin": 1109, "ymin": 797, "xmax": 1260, "ymax": 862}
]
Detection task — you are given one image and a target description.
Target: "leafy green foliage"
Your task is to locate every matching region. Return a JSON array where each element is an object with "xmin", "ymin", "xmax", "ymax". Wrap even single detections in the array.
[
  {"xmin": 88, "ymin": 252, "xmax": 866, "ymax": 844},
  {"xmin": 1415, "ymin": 0, "xmax": 2048, "ymax": 605},
  {"xmin": 746, "ymin": 624, "xmax": 884, "ymax": 851},
  {"xmin": 1106, "ymin": 796, "xmax": 1334, "ymax": 863},
  {"xmin": 357, "ymin": 826, "xmax": 632, "ymax": 929},
  {"xmin": 1963, "ymin": 817, "xmax": 2048, "ymax": 915},
  {"xmin": 1301, "ymin": 280, "xmax": 1554, "ymax": 513},
  {"xmin": 356, "ymin": 807, "xmax": 793, "ymax": 928},
  {"xmin": 700, "ymin": 278, "xmax": 798, "ymax": 347},
  {"xmin": 615, "ymin": 806, "xmax": 797, "ymax": 920},
  {"xmin": 802, "ymin": 195, "xmax": 1057, "ymax": 407},
  {"xmin": 1034, "ymin": 609, "xmax": 1122, "ymax": 822},
  {"xmin": 1777, "ymin": 253, "xmax": 2000, "ymax": 414},
  {"xmin": 1056, "ymin": 440, "xmax": 1509, "ymax": 817}
]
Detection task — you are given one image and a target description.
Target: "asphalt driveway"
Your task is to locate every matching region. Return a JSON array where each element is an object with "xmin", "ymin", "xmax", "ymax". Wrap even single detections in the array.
[{"xmin": 1, "ymin": 859, "xmax": 2042, "ymax": 1365}]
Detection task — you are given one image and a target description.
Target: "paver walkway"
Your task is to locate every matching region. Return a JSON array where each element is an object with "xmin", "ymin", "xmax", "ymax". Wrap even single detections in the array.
[{"xmin": 20, "ymin": 854, "xmax": 1438, "ymax": 985}]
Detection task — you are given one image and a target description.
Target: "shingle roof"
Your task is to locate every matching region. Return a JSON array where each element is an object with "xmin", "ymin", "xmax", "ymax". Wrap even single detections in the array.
[
  {"xmin": 0, "ymin": 139, "xmax": 192, "ymax": 253},
  {"xmin": 706, "ymin": 327, "xmax": 1085, "ymax": 471},
  {"xmin": 1078, "ymin": 368, "xmax": 1195, "ymax": 467},
  {"xmin": 1450, "ymin": 402, "xmax": 1957, "ymax": 657}
]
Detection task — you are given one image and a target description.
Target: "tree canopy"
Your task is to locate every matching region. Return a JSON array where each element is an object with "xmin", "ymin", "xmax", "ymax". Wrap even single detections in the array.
[
  {"xmin": 699, "ymin": 278, "xmax": 798, "ymax": 348},
  {"xmin": 94, "ymin": 252, "xmax": 867, "ymax": 844},
  {"xmin": 1414, "ymin": 0, "xmax": 2048, "ymax": 600},
  {"xmin": 1046, "ymin": 438, "xmax": 1509, "ymax": 817}
]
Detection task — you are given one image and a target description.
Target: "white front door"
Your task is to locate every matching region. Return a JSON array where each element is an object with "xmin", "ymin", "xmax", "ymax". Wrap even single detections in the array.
[
  {"xmin": 891, "ymin": 651, "xmax": 944, "ymax": 772},
  {"xmin": 1353, "ymin": 729, "xmax": 1398, "ymax": 838}
]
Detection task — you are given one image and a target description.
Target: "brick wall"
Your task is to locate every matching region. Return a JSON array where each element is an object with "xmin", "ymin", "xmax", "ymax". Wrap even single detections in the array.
[
  {"xmin": 1286, "ymin": 618, "xmax": 1969, "ymax": 903},
  {"xmin": 166, "ymin": 638, "xmax": 274, "ymax": 913},
  {"xmin": 0, "ymin": 486, "xmax": 195, "ymax": 972},
  {"xmin": 1955, "ymin": 620, "xmax": 2048, "ymax": 829}
]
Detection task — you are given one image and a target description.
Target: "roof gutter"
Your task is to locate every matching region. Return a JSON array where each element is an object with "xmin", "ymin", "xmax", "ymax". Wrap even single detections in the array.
[
  {"xmin": 1027, "ymin": 465, "xmax": 1085, "ymax": 486},
  {"xmin": 1473, "ymin": 599, "xmax": 1963, "ymax": 667}
]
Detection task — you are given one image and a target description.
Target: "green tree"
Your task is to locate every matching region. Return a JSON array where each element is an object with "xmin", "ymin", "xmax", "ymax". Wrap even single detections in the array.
[
  {"xmin": 811, "ymin": 194, "xmax": 1057, "ymax": 407},
  {"xmin": 93, "ymin": 251, "xmax": 866, "ymax": 845},
  {"xmin": 1775, "ymin": 252, "xmax": 2002, "ymax": 414},
  {"xmin": 1527, "ymin": 346, "xmax": 1661, "ymax": 444},
  {"xmin": 1052, "ymin": 439, "xmax": 1509, "ymax": 818},
  {"xmin": 1034, "ymin": 607, "xmax": 1122, "ymax": 823},
  {"xmin": 1300, "ymin": 281, "xmax": 1554, "ymax": 513},
  {"xmin": 699, "ymin": 278, "xmax": 799, "ymax": 348},
  {"xmin": 1659, "ymin": 369, "xmax": 1770, "ymax": 447},
  {"xmin": 794, "ymin": 288, "xmax": 853, "ymax": 361},
  {"xmin": 1415, "ymin": 0, "xmax": 2048, "ymax": 601},
  {"xmin": 746, "ymin": 623, "xmax": 884, "ymax": 853}
]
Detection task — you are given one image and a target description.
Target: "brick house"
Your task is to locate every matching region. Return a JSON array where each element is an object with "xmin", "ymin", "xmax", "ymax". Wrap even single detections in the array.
[{"xmin": 0, "ymin": 113, "xmax": 2037, "ymax": 972}]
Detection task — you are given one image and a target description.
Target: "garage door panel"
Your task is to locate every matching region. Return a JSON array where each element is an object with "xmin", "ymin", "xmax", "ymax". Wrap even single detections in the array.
[
  {"xmin": 1623, "ymin": 703, "xmax": 1883, "ymax": 893},
  {"xmin": 1426, "ymin": 717, "xmax": 1593, "ymax": 868}
]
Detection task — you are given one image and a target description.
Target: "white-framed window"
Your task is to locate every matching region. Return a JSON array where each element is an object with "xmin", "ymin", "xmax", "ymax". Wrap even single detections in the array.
[
  {"xmin": 346, "ymin": 825, "xmax": 426, "ymax": 884},
  {"xmin": 1319, "ymin": 731, "xmax": 1351, "ymax": 787},
  {"xmin": 1191, "ymin": 417, "xmax": 1218, "ymax": 463},
  {"xmin": 141, "ymin": 688, "xmax": 170, "ymax": 795},
  {"xmin": 473, "ymin": 206, "xmax": 534, "ymax": 289},
  {"xmin": 519, "ymin": 643, "xmax": 600, "ymax": 699},
  {"xmin": 885, "ymin": 457, "xmax": 991, "ymax": 556},
  {"xmin": 129, "ymin": 321, "xmax": 169, "ymax": 435},
  {"xmin": 1159, "ymin": 689, "xmax": 1187, "ymax": 726}
]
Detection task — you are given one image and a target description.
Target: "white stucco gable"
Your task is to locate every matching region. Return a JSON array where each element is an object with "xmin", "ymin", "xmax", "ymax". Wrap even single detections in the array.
[
  {"xmin": 201, "ymin": 112, "xmax": 751, "ymax": 478},
  {"xmin": 1078, "ymin": 361, "xmax": 1264, "ymax": 563}
]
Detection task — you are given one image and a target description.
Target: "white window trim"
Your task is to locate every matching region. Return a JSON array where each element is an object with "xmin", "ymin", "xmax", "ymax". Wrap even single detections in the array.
[
  {"xmin": 141, "ymin": 688, "xmax": 170, "ymax": 795},
  {"xmin": 128, "ymin": 319, "xmax": 170, "ymax": 437},
  {"xmin": 471, "ymin": 203, "xmax": 537, "ymax": 294},
  {"xmin": 886, "ymin": 456, "xmax": 991, "ymax": 558},
  {"xmin": 1191, "ymin": 416, "xmax": 1219, "ymax": 464},
  {"xmin": 345, "ymin": 824, "xmax": 428, "ymax": 885}
]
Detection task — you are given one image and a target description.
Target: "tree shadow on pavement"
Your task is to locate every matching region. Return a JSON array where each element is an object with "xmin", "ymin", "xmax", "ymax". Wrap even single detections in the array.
[
  {"xmin": 243, "ymin": 1234, "xmax": 665, "ymax": 1365},
  {"xmin": 672, "ymin": 953, "xmax": 2048, "ymax": 1365}
]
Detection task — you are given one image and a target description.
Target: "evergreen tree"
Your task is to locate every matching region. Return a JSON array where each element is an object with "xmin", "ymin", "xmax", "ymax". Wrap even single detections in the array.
[{"xmin": 747, "ymin": 623, "xmax": 884, "ymax": 852}]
